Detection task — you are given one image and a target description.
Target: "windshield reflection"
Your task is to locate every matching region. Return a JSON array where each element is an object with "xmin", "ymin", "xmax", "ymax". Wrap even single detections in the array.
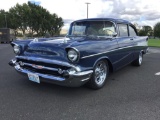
[{"xmin": 69, "ymin": 21, "xmax": 116, "ymax": 38}]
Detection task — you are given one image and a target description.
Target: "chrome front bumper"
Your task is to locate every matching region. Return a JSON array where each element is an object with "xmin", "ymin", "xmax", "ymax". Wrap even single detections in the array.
[{"xmin": 9, "ymin": 58, "xmax": 93, "ymax": 87}]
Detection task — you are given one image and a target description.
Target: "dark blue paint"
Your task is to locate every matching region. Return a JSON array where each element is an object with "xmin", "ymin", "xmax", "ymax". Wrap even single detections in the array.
[{"xmin": 10, "ymin": 18, "xmax": 148, "ymax": 85}]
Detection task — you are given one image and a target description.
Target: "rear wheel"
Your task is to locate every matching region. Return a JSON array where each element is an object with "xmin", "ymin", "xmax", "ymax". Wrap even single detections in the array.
[
  {"xmin": 132, "ymin": 51, "xmax": 143, "ymax": 66},
  {"xmin": 87, "ymin": 60, "xmax": 109, "ymax": 89}
]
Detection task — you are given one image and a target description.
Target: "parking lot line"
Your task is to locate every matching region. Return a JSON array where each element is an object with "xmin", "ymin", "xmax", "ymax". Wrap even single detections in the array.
[{"xmin": 155, "ymin": 72, "xmax": 160, "ymax": 75}]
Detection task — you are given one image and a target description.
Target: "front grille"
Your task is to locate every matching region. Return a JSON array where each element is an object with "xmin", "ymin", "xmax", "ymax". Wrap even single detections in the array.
[
  {"xmin": 22, "ymin": 65, "xmax": 60, "ymax": 76},
  {"xmin": 17, "ymin": 58, "xmax": 69, "ymax": 70},
  {"xmin": 17, "ymin": 58, "xmax": 71, "ymax": 76}
]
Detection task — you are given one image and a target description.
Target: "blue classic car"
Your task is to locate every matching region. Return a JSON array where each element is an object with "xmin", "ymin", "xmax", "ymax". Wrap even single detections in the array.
[{"xmin": 9, "ymin": 18, "xmax": 148, "ymax": 89}]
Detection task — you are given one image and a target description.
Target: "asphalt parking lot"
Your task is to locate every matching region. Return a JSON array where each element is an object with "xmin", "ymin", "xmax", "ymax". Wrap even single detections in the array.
[{"xmin": 0, "ymin": 44, "xmax": 160, "ymax": 120}]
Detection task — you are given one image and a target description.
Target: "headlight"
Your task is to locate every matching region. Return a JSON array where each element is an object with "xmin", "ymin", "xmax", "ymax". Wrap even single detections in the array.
[
  {"xmin": 13, "ymin": 45, "xmax": 21, "ymax": 55},
  {"xmin": 67, "ymin": 49, "xmax": 79, "ymax": 62}
]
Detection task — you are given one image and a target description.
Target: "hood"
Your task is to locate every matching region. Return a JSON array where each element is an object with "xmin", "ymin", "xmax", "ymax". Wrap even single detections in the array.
[
  {"xmin": 28, "ymin": 37, "xmax": 87, "ymax": 48},
  {"xmin": 22, "ymin": 37, "xmax": 86, "ymax": 60}
]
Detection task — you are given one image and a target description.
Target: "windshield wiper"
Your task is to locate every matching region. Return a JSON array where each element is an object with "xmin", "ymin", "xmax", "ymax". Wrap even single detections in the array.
[
  {"xmin": 66, "ymin": 35, "xmax": 87, "ymax": 37},
  {"xmin": 66, "ymin": 35, "xmax": 114, "ymax": 40},
  {"xmin": 85, "ymin": 35, "xmax": 113, "ymax": 39}
]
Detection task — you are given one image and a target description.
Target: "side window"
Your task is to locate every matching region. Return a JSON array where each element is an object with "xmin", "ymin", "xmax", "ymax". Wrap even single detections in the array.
[
  {"xmin": 118, "ymin": 24, "xmax": 128, "ymax": 37},
  {"xmin": 71, "ymin": 25, "xmax": 86, "ymax": 35},
  {"xmin": 129, "ymin": 26, "xmax": 137, "ymax": 36}
]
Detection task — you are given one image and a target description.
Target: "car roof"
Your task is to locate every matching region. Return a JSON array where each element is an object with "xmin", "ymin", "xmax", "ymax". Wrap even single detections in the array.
[{"xmin": 73, "ymin": 18, "xmax": 131, "ymax": 24}]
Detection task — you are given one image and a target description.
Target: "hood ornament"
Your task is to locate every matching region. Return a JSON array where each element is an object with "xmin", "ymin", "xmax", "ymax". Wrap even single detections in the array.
[
  {"xmin": 33, "ymin": 38, "xmax": 39, "ymax": 42},
  {"xmin": 63, "ymin": 36, "xmax": 70, "ymax": 43}
]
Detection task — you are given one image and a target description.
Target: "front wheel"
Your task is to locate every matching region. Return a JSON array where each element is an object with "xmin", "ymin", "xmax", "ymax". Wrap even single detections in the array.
[
  {"xmin": 132, "ymin": 51, "xmax": 143, "ymax": 66},
  {"xmin": 87, "ymin": 60, "xmax": 109, "ymax": 90}
]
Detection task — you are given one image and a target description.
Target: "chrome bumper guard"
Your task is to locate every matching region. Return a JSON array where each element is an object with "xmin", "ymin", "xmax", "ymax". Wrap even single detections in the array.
[{"xmin": 9, "ymin": 58, "xmax": 93, "ymax": 87}]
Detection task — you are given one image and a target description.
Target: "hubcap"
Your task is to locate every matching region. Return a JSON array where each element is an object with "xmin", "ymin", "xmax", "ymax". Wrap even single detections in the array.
[
  {"xmin": 95, "ymin": 61, "xmax": 107, "ymax": 85},
  {"xmin": 139, "ymin": 53, "xmax": 142, "ymax": 64}
]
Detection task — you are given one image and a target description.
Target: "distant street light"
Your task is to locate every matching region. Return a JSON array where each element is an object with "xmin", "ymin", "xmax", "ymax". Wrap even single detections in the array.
[
  {"xmin": 85, "ymin": 2, "xmax": 90, "ymax": 19},
  {"xmin": 4, "ymin": 14, "xmax": 7, "ymax": 28}
]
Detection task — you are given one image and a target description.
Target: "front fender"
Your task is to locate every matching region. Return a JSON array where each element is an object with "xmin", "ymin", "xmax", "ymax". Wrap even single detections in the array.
[{"xmin": 93, "ymin": 56, "xmax": 113, "ymax": 72}]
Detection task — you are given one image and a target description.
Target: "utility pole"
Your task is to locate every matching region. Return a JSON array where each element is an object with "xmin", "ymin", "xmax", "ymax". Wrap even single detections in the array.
[
  {"xmin": 85, "ymin": 3, "xmax": 90, "ymax": 19},
  {"xmin": 4, "ymin": 14, "xmax": 7, "ymax": 28}
]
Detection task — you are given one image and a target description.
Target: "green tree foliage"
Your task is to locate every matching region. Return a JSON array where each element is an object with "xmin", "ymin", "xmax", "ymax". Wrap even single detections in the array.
[
  {"xmin": 50, "ymin": 13, "xmax": 64, "ymax": 35},
  {"xmin": 154, "ymin": 22, "xmax": 160, "ymax": 38},
  {"xmin": 9, "ymin": 3, "xmax": 30, "ymax": 35},
  {"xmin": 139, "ymin": 26, "xmax": 152, "ymax": 36},
  {"xmin": 0, "ymin": 2, "xmax": 64, "ymax": 37},
  {"xmin": 0, "ymin": 10, "xmax": 7, "ymax": 28}
]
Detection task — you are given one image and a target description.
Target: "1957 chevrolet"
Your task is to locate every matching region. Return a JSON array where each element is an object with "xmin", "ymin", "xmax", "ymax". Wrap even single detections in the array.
[{"xmin": 9, "ymin": 18, "xmax": 148, "ymax": 89}]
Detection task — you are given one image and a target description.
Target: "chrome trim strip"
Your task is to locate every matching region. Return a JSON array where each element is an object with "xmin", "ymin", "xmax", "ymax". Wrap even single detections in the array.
[
  {"xmin": 22, "ymin": 61, "xmax": 93, "ymax": 77},
  {"xmin": 81, "ymin": 46, "xmax": 134, "ymax": 59},
  {"xmin": 70, "ymin": 70, "xmax": 93, "ymax": 76},
  {"xmin": 16, "ymin": 67, "xmax": 65, "ymax": 81},
  {"xmin": 11, "ymin": 42, "xmax": 19, "ymax": 47},
  {"xmin": 14, "ymin": 64, "xmax": 92, "ymax": 82},
  {"xmin": 23, "ymin": 62, "xmax": 58, "ymax": 72},
  {"xmin": 113, "ymin": 52, "xmax": 132, "ymax": 64},
  {"xmin": 146, "ymin": 48, "xmax": 149, "ymax": 53},
  {"xmin": 16, "ymin": 56, "xmax": 71, "ymax": 67},
  {"xmin": 16, "ymin": 56, "xmax": 81, "ymax": 71},
  {"xmin": 82, "ymin": 51, "xmax": 110, "ymax": 59},
  {"xmin": 81, "ymin": 77, "xmax": 90, "ymax": 81}
]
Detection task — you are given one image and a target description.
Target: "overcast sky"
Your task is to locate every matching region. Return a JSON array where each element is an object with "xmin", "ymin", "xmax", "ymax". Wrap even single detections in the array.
[{"xmin": 1, "ymin": 0, "xmax": 160, "ymax": 29}]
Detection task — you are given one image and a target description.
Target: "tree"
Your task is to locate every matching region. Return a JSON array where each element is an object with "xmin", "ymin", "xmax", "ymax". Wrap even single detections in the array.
[
  {"xmin": 28, "ymin": 2, "xmax": 48, "ymax": 36},
  {"xmin": 5, "ymin": 2, "xmax": 64, "ymax": 37},
  {"xmin": 27, "ymin": 2, "xmax": 63, "ymax": 36},
  {"xmin": 9, "ymin": 3, "xmax": 30, "ymax": 35},
  {"xmin": 0, "ymin": 9, "xmax": 7, "ymax": 28},
  {"xmin": 154, "ymin": 22, "xmax": 160, "ymax": 38},
  {"xmin": 50, "ymin": 13, "xmax": 64, "ymax": 35},
  {"xmin": 139, "ymin": 26, "xmax": 152, "ymax": 36}
]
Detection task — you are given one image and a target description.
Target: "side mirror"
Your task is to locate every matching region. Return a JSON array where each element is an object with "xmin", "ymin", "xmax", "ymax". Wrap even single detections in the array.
[{"xmin": 112, "ymin": 32, "xmax": 118, "ymax": 37}]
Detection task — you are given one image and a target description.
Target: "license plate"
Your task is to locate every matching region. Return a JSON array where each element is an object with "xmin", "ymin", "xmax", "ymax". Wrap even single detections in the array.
[{"xmin": 28, "ymin": 73, "xmax": 40, "ymax": 83}]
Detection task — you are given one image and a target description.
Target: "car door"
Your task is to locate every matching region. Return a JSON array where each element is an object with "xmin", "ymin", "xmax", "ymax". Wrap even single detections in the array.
[
  {"xmin": 128, "ymin": 25, "xmax": 139, "ymax": 60},
  {"xmin": 115, "ymin": 23, "xmax": 135, "ymax": 70}
]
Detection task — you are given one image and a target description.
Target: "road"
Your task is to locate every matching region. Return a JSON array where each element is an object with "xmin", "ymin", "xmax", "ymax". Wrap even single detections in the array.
[{"xmin": 0, "ymin": 44, "xmax": 160, "ymax": 120}]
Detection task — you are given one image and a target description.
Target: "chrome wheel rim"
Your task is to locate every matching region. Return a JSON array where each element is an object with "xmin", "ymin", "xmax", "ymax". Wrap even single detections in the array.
[
  {"xmin": 95, "ymin": 61, "xmax": 107, "ymax": 85},
  {"xmin": 139, "ymin": 52, "xmax": 143, "ymax": 64}
]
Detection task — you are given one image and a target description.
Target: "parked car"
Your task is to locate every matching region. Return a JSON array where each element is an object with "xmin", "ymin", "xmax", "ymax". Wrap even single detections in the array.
[{"xmin": 9, "ymin": 18, "xmax": 148, "ymax": 89}]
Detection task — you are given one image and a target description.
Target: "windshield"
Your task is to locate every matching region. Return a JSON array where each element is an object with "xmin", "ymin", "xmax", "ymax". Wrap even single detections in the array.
[{"xmin": 70, "ymin": 21, "xmax": 116, "ymax": 37}]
